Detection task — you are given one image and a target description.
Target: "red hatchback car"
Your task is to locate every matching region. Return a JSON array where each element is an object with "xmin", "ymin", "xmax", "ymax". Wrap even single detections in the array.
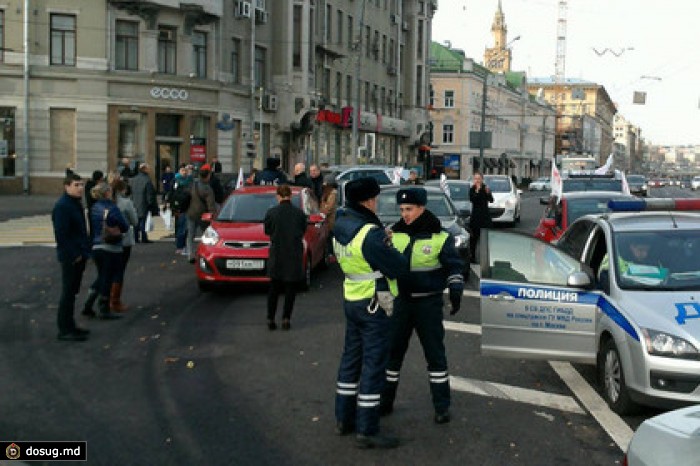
[
  {"xmin": 195, "ymin": 186, "xmax": 329, "ymax": 291},
  {"xmin": 534, "ymin": 191, "xmax": 636, "ymax": 243}
]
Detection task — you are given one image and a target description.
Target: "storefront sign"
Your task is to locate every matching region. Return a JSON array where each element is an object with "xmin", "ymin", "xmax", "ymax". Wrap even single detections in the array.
[
  {"xmin": 150, "ymin": 87, "xmax": 189, "ymax": 100},
  {"xmin": 190, "ymin": 137, "xmax": 206, "ymax": 163}
]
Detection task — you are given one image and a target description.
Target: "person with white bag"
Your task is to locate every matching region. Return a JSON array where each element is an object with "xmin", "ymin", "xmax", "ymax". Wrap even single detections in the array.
[{"xmin": 110, "ymin": 179, "xmax": 138, "ymax": 312}]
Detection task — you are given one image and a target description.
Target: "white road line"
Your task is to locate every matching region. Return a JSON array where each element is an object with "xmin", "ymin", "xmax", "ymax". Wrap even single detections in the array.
[
  {"xmin": 450, "ymin": 375, "xmax": 585, "ymax": 414},
  {"xmin": 444, "ymin": 321, "xmax": 481, "ymax": 334},
  {"xmin": 549, "ymin": 361, "xmax": 633, "ymax": 452}
]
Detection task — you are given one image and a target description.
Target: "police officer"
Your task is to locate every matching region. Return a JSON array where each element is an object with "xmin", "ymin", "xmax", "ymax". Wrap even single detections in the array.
[
  {"xmin": 333, "ymin": 177, "xmax": 408, "ymax": 449},
  {"xmin": 380, "ymin": 187, "xmax": 464, "ymax": 424}
]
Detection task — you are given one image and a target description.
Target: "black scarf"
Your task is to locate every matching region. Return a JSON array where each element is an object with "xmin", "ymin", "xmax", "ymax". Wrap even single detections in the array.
[{"xmin": 392, "ymin": 209, "xmax": 442, "ymax": 236}]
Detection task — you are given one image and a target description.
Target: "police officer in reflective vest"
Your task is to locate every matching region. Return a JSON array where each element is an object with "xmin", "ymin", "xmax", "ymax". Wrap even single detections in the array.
[
  {"xmin": 333, "ymin": 177, "xmax": 408, "ymax": 449},
  {"xmin": 380, "ymin": 187, "xmax": 464, "ymax": 424}
]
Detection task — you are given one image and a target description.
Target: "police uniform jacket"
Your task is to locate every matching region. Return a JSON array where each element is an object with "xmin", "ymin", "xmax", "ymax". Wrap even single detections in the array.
[{"xmin": 391, "ymin": 209, "xmax": 464, "ymax": 296}]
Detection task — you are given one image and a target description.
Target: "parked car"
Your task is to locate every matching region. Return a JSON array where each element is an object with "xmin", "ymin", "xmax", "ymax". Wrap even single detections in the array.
[
  {"xmin": 375, "ymin": 185, "xmax": 471, "ymax": 274},
  {"xmin": 561, "ymin": 172, "xmax": 624, "ymax": 193},
  {"xmin": 194, "ymin": 186, "xmax": 329, "ymax": 291},
  {"xmin": 424, "ymin": 179, "xmax": 472, "ymax": 217},
  {"xmin": 321, "ymin": 165, "xmax": 395, "ymax": 185},
  {"xmin": 480, "ymin": 197, "xmax": 700, "ymax": 414},
  {"xmin": 528, "ymin": 177, "xmax": 551, "ymax": 191},
  {"xmin": 624, "ymin": 404, "xmax": 700, "ymax": 465},
  {"xmin": 534, "ymin": 191, "xmax": 636, "ymax": 243},
  {"xmin": 482, "ymin": 175, "xmax": 521, "ymax": 225},
  {"xmin": 626, "ymin": 175, "xmax": 648, "ymax": 197},
  {"xmin": 648, "ymin": 179, "xmax": 665, "ymax": 188},
  {"xmin": 691, "ymin": 176, "xmax": 700, "ymax": 191}
]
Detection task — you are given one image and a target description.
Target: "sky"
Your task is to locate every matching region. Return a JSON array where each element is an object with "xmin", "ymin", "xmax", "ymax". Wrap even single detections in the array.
[{"xmin": 431, "ymin": 0, "xmax": 700, "ymax": 146}]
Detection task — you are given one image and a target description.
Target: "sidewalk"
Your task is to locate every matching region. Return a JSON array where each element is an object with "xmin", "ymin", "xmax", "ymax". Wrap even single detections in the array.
[{"xmin": 0, "ymin": 195, "xmax": 173, "ymax": 247}]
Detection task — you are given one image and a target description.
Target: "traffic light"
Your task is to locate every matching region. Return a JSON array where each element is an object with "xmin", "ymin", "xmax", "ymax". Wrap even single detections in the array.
[{"xmin": 246, "ymin": 141, "xmax": 256, "ymax": 158}]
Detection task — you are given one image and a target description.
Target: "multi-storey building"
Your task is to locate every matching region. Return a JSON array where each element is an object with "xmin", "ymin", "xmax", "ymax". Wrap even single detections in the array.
[
  {"xmin": 613, "ymin": 114, "xmax": 641, "ymax": 171},
  {"xmin": 0, "ymin": 0, "xmax": 435, "ymax": 194}
]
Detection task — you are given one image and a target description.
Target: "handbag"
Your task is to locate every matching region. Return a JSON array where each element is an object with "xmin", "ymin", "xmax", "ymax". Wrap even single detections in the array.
[{"xmin": 102, "ymin": 209, "xmax": 122, "ymax": 244}]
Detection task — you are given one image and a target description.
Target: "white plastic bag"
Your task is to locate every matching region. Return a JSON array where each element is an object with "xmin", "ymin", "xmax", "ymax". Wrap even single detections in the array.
[
  {"xmin": 145, "ymin": 212, "xmax": 154, "ymax": 232},
  {"xmin": 162, "ymin": 208, "xmax": 173, "ymax": 231}
]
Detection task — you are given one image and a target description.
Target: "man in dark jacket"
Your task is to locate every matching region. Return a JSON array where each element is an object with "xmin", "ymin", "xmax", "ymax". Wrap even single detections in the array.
[
  {"xmin": 185, "ymin": 164, "xmax": 216, "ymax": 263},
  {"xmin": 255, "ymin": 157, "xmax": 288, "ymax": 185},
  {"xmin": 309, "ymin": 164, "xmax": 324, "ymax": 201},
  {"xmin": 380, "ymin": 187, "xmax": 464, "ymax": 424},
  {"xmin": 84, "ymin": 170, "xmax": 104, "ymax": 223},
  {"xmin": 263, "ymin": 184, "xmax": 308, "ymax": 330},
  {"xmin": 130, "ymin": 163, "xmax": 158, "ymax": 243},
  {"xmin": 51, "ymin": 173, "xmax": 92, "ymax": 342},
  {"xmin": 333, "ymin": 177, "xmax": 408, "ymax": 449},
  {"xmin": 292, "ymin": 162, "xmax": 313, "ymax": 189}
]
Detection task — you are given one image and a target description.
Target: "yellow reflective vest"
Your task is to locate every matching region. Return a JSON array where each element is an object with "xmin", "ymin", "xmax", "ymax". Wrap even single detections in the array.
[
  {"xmin": 392, "ymin": 231, "xmax": 449, "ymax": 273},
  {"xmin": 334, "ymin": 224, "xmax": 398, "ymax": 301}
]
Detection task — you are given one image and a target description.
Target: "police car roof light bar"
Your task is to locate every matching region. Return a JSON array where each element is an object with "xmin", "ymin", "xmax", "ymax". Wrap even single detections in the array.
[{"xmin": 608, "ymin": 198, "xmax": 700, "ymax": 212}]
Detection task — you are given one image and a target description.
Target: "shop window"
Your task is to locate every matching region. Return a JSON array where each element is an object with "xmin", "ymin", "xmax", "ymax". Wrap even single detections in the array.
[
  {"xmin": 50, "ymin": 14, "xmax": 76, "ymax": 66},
  {"xmin": 115, "ymin": 20, "xmax": 138, "ymax": 70},
  {"xmin": 0, "ymin": 108, "xmax": 15, "ymax": 177},
  {"xmin": 118, "ymin": 112, "xmax": 146, "ymax": 159},
  {"xmin": 156, "ymin": 114, "xmax": 181, "ymax": 137}
]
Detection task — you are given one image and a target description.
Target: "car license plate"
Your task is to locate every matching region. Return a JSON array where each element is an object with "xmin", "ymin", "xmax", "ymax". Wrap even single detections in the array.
[{"xmin": 226, "ymin": 259, "xmax": 264, "ymax": 270}]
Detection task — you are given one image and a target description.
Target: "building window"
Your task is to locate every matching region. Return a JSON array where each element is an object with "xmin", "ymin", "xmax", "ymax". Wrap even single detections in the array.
[
  {"xmin": 444, "ymin": 90, "xmax": 455, "ymax": 108},
  {"xmin": 0, "ymin": 107, "xmax": 15, "ymax": 176},
  {"xmin": 429, "ymin": 86, "xmax": 434, "ymax": 106},
  {"xmin": 417, "ymin": 20, "xmax": 424, "ymax": 59},
  {"xmin": 254, "ymin": 46, "xmax": 266, "ymax": 87},
  {"xmin": 231, "ymin": 38, "xmax": 240, "ymax": 83},
  {"xmin": 382, "ymin": 34, "xmax": 387, "ymax": 63},
  {"xmin": 347, "ymin": 15, "xmax": 353, "ymax": 49},
  {"xmin": 346, "ymin": 74, "xmax": 353, "ymax": 105},
  {"xmin": 158, "ymin": 27, "xmax": 177, "ymax": 74},
  {"xmin": 416, "ymin": 65, "xmax": 423, "ymax": 106},
  {"xmin": 325, "ymin": 4, "xmax": 332, "ymax": 42},
  {"xmin": 0, "ymin": 10, "xmax": 4, "ymax": 63},
  {"xmin": 442, "ymin": 123, "xmax": 454, "ymax": 144},
  {"xmin": 293, "ymin": 5, "xmax": 302, "ymax": 68},
  {"xmin": 365, "ymin": 26, "xmax": 371, "ymax": 58},
  {"xmin": 50, "ymin": 14, "xmax": 76, "ymax": 66},
  {"xmin": 336, "ymin": 10, "xmax": 343, "ymax": 46},
  {"xmin": 193, "ymin": 31, "xmax": 207, "ymax": 78},
  {"xmin": 336, "ymin": 71, "xmax": 342, "ymax": 106},
  {"xmin": 373, "ymin": 30, "xmax": 379, "ymax": 61},
  {"xmin": 115, "ymin": 20, "xmax": 138, "ymax": 70}
]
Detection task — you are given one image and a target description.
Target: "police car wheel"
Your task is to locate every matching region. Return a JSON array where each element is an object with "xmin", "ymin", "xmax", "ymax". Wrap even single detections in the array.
[{"xmin": 599, "ymin": 339, "xmax": 637, "ymax": 415}]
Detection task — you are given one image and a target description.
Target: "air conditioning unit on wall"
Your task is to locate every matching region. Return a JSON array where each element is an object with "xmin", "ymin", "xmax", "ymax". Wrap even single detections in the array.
[{"xmin": 235, "ymin": 1, "xmax": 252, "ymax": 19}]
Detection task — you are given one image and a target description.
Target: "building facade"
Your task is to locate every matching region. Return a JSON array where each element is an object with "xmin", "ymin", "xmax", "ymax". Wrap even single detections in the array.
[{"xmin": 0, "ymin": 0, "xmax": 435, "ymax": 194}]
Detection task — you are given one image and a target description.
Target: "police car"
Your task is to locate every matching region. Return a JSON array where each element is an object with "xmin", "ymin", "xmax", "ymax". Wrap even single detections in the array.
[{"xmin": 480, "ymin": 198, "xmax": 700, "ymax": 414}]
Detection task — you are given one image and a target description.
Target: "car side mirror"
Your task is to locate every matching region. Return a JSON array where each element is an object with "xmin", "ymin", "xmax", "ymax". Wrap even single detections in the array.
[
  {"xmin": 539, "ymin": 196, "xmax": 550, "ymax": 205},
  {"xmin": 201, "ymin": 212, "xmax": 213, "ymax": 222},
  {"xmin": 542, "ymin": 218, "xmax": 556, "ymax": 228},
  {"xmin": 598, "ymin": 270, "xmax": 611, "ymax": 295},
  {"xmin": 308, "ymin": 213, "xmax": 325, "ymax": 224},
  {"xmin": 567, "ymin": 271, "xmax": 592, "ymax": 289}
]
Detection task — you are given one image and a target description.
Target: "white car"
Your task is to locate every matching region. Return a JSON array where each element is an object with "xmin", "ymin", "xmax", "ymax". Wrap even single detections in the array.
[
  {"xmin": 480, "ymin": 198, "xmax": 700, "ymax": 414},
  {"xmin": 624, "ymin": 404, "xmax": 700, "ymax": 465},
  {"xmin": 691, "ymin": 176, "xmax": 700, "ymax": 191},
  {"xmin": 528, "ymin": 177, "xmax": 551, "ymax": 191},
  {"xmin": 483, "ymin": 175, "xmax": 521, "ymax": 225}
]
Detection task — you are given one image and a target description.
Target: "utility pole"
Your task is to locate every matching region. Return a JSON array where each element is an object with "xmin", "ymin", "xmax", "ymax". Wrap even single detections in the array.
[
  {"xmin": 23, "ymin": 0, "xmax": 29, "ymax": 193},
  {"xmin": 478, "ymin": 72, "xmax": 488, "ymax": 172},
  {"xmin": 540, "ymin": 114, "xmax": 547, "ymax": 177},
  {"xmin": 351, "ymin": 0, "xmax": 366, "ymax": 165},
  {"xmin": 249, "ymin": 6, "xmax": 256, "ymax": 168}
]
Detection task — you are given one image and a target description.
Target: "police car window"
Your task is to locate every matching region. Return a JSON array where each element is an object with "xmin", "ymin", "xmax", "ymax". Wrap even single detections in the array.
[
  {"xmin": 557, "ymin": 220, "xmax": 595, "ymax": 259},
  {"xmin": 486, "ymin": 231, "xmax": 583, "ymax": 286}
]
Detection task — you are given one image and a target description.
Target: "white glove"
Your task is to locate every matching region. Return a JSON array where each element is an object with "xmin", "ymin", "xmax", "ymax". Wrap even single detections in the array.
[{"xmin": 376, "ymin": 291, "xmax": 395, "ymax": 317}]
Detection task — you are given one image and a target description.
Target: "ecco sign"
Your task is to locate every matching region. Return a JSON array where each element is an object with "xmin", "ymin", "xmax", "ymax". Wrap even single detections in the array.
[{"xmin": 150, "ymin": 87, "xmax": 189, "ymax": 100}]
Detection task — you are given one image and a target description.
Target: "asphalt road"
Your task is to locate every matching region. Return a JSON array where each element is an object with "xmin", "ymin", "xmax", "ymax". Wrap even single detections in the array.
[{"xmin": 0, "ymin": 184, "xmax": 694, "ymax": 465}]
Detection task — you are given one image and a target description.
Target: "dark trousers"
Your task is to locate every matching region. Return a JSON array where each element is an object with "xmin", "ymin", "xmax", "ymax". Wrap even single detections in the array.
[
  {"xmin": 92, "ymin": 249, "xmax": 122, "ymax": 297},
  {"xmin": 135, "ymin": 216, "xmax": 149, "ymax": 243},
  {"xmin": 267, "ymin": 279, "xmax": 297, "ymax": 321},
  {"xmin": 175, "ymin": 214, "xmax": 187, "ymax": 249},
  {"xmin": 335, "ymin": 300, "xmax": 391, "ymax": 436},
  {"xmin": 382, "ymin": 294, "xmax": 450, "ymax": 414},
  {"xmin": 57, "ymin": 258, "xmax": 86, "ymax": 334},
  {"xmin": 114, "ymin": 246, "xmax": 132, "ymax": 283},
  {"xmin": 469, "ymin": 225, "xmax": 483, "ymax": 263}
]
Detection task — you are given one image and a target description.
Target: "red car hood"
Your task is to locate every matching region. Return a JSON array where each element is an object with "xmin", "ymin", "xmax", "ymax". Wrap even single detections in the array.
[{"xmin": 211, "ymin": 221, "xmax": 268, "ymax": 241}]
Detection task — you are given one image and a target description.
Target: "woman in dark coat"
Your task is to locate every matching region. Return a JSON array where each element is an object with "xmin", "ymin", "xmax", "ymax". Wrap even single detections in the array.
[
  {"xmin": 468, "ymin": 172, "xmax": 494, "ymax": 263},
  {"xmin": 263, "ymin": 184, "xmax": 308, "ymax": 330}
]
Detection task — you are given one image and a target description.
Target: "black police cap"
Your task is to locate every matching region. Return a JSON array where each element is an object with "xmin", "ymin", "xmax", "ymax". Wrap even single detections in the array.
[
  {"xmin": 345, "ymin": 177, "xmax": 381, "ymax": 204},
  {"xmin": 396, "ymin": 187, "xmax": 427, "ymax": 206}
]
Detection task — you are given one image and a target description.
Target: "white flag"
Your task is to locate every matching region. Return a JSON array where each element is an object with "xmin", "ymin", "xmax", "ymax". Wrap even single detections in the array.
[
  {"xmin": 595, "ymin": 153, "xmax": 614, "ymax": 174},
  {"xmin": 620, "ymin": 171, "xmax": 630, "ymax": 195},
  {"xmin": 440, "ymin": 173, "xmax": 450, "ymax": 198},
  {"xmin": 392, "ymin": 166, "xmax": 403, "ymax": 185},
  {"xmin": 551, "ymin": 157, "xmax": 563, "ymax": 203},
  {"xmin": 235, "ymin": 166, "xmax": 244, "ymax": 189}
]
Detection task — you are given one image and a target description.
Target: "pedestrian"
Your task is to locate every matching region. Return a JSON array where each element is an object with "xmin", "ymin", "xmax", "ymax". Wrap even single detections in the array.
[
  {"xmin": 170, "ymin": 163, "xmax": 193, "ymax": 255},
  {"xmin": 185, "ymin": 164, "xmax": 216, "ymax": 263},
  {"xmin": 51, "ymin": 173, "xmax": 92, "ymax": 341},
  {"xmin": 320, "ymin": 181, "xmax": 338, "ymax": 259},
  {"xmin": 309, "ymin": 164, "xmax": 324, "ymax": 201},
  {"xmin": 468, "ymin": 172, "xmax": 493, "ymax": 263},
  {"xmin": 130, "ymin": 163, "xmax": 159, "ymax": 244},
  {"xmin": 255, "ymin": 158, "xmax": 287, "ymax": 185},
  {"xmin": 263, "ymin": 184, "xmax": 308, "ymax": 330},
  {"xmin": 332, "ymin": 177, "xmax": 408, "ymax": 449},
  {"xmin": 379, "ymin": 187, "xmax": 464, "ymax": 424},
  {"xmin": 405, "ymin": 170, "xmax": 422, "ymax": 185},
  {"xmin": 211, "ymin": 156, "xmax": 223, "ymax": 174},
  {"xmin": 87, "ymin": 182, "xmax": 127, "ymax": 320},
  {"xmin": 292, "ymin": 162, "xmax": 313, "ymax": 189},
  {"xmin": 160, "ymin": 165, "xmax": 175, "ymax": 204},
  {"xmin": 84, "ymin": 170, "xmax": 104, "ymax": 225},
  {"xmin": 209, "ymin": 168, "xmax": 225, "ymax": 207},
  {"xmin": 110, "ymin": 179, "xmax": 139, "ymax": 313},
  {"xmin": 246, "ymin": 168, "xmax": 258, "ymax": 186},
  {"xmin": 117, "ymin": 157, "xmax": 133, "ymax": 179}
]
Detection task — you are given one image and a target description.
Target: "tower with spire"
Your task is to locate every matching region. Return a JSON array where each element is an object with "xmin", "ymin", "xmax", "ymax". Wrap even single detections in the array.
[{"xmin": 484, "ymin": 0, "xmax": 512, "ymax": 73}]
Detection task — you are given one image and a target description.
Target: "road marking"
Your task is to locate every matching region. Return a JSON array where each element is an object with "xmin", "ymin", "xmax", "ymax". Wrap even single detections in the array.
[
  {"xmin": 450, "ymin": 375, "xmax": 585, "ymax": 414},
  {"xmin": 549, "ymin": 361, "xmax": 633, "ymax": 452},
  {"xmin": 444, "ymin": 321, "xmax": 481, "ymax": 334}
]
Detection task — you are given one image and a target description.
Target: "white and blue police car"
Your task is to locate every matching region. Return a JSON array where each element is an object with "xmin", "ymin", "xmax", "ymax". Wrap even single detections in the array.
[{"xmin": 479, "ymin": 198, "xmax": 700, "ymax": 414}]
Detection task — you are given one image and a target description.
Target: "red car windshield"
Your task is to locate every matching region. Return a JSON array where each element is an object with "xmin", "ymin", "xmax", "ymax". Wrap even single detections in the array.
[{"xmin": 217, "ymin": 193, "xmax": 301, "ymax": 222}]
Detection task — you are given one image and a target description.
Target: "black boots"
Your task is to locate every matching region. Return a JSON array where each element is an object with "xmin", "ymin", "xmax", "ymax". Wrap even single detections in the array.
[
  {"xmin": 97, "ymin": 296, "xmax": 122, "ymax": 320},
  {"xmin": 82, "ymin": 288, "xmax": 98, "ymax": 317}
]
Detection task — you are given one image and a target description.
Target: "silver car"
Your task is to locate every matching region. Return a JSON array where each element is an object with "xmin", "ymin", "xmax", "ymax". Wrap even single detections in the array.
[
  {"xmin": 480, "ymin": 198, "xmax": 700, "ymax": 414},
  {"xmin": 467, "ymin": 175, "xmax": 522, "ymax": 225}
]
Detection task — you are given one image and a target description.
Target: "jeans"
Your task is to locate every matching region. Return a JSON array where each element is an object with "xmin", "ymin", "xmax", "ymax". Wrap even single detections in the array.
[
  {"xmin": 175, "ymin": 214, "xmax": 187, "ymax": 249},
  {"xmin": 57, "ymin": 258, "xmax": 86, "ymax": 334},
  {"xmin": 135, "ymin": 216, "xmax": 148, "ymax": 243},
  {"xmin": 186, "ymin": 217, "xmax": 205, "ymax": 260},
  {"xmin": 92, "ymin": 249, "xmax": 122, "ymax": 297}
]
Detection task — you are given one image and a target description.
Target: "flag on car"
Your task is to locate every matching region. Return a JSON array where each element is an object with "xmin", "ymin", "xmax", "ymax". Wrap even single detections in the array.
[
  {"xmin": 551, "ymin": 157, "xmax": 563, "ymax": 203},
  {"xmin": 392, "ymin": 166, "xmax": 403, "ymax": 185},
  {"xmin": 440, "ymin": 173, "xmax": 450, "ymax": 198},
  {"xmin": 621, "ymin": 171, "xmax": 631, "ymax": 195},
  {"xmin": 235, "ymin": 166, "xmax": 245, "ymax": 189},
  {"xmin": 595, "ymin": 153, "xmax": 614, "ymax": 174}
]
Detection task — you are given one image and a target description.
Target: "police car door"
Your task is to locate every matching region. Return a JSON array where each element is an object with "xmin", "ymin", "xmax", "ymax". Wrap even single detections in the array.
[{"xmin": 480, "ymin": 230, "xmax": 598, "ymax": 364}]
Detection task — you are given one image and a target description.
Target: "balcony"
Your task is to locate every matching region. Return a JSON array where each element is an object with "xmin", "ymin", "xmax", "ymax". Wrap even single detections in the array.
[{"xmin": 109, "ymin": 0, "xmax": 223, "ymax": 24}]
